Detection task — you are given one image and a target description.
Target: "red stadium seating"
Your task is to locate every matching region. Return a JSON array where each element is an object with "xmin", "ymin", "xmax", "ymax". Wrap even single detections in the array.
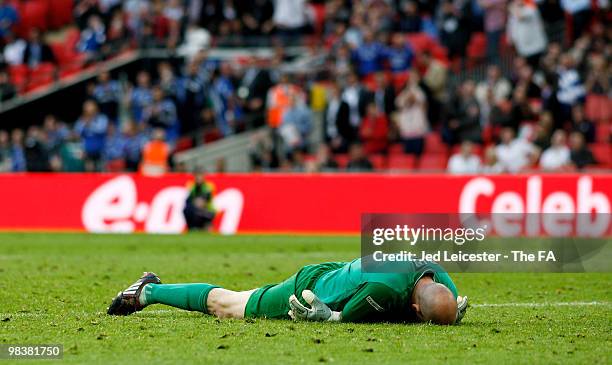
[
  {"xmin": 424, "ymin": 133, "xmax": 447, "ymax": 154},
  {"xmin": 308, "ymin": 3, "xmax": 326, "ymax": 35},
  {"xmin": 334, "ymin": 154, "xmax": 349, "ymax": 168},
  {"xmin": 8, "ymin": 65, "xmax": 29, "ymax": 92},
  {"xmin": 388, "ymin": 143, "xmax": 404, "ymax": 154},
  {"xmin": 467, "ymin": 32, "xmax": 487, "ymax": 68},
  {"xmin": 50, "ymin": 31, "xmax": 88, "ymax": 79},
  {"xmin": 596, "ymin": 123, "xmax": 610, "ymax": 143},
  {"xmin": 175, "ymin": 136, "xmax": 194, "ymax": 152},
  {"xmin": 406, "ymin": 33, "xmax": 431, "ymax": 52},
  {"xmin": 406, "ymin": 33, "xmax": 448, "ymax": 65},
  {"xmin": 591, "ymin": 143, "xmax": 611, "ymax": 167},
  {"xmin": 387, "ymin": 154, "xmax": 416, "ymax": 171},
  {"xmin": 13, "ymin": 0, "xmax": 50, "ymax": 38},
  {"xmin": 392, "ymin": 71, "xmax": 410, "ymax": 91},
  {"xmin": 26, "ymin": 62, "xmax": 55, "ymax": 92},
  {"xmin": 48, "ymin": 0, "xmax": 74, "ymax": 29},
  {"xmin": 106, "ymin": 159, "xmax": 126, "ymax": 172},
  {"xmin": 370, "ymin": 154, "xmax": 386, "ymax": 170},
  {"xmin": 65, "ymin": 28, "xmax": 82, "ymax": 49},
  {"xmin": 585, "ymin": 94, "xmax": 612, "ymax": 123},
  {"xmin": 418, "ymin": 153, "xmax": 447, "ymax": 170}
]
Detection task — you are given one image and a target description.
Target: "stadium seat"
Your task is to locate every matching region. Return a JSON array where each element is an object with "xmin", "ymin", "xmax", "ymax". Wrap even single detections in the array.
[
  {"xmin": 307, "ymin": 3, "xmax": 326, "ymax": 35},
  {"xmin": 14, "ymin": 0, "xmax": 50, "ymax": 38},
  {"xmin": 595, "ymin": 123, "xmax": 610, "ymax": 143},
  {"xmin": 51, "ymin": 36, "xmax": 88, "ymax": 79},
  {"xmin": 26, "ymin": 62, "xmax": 56, "ymax": 92},
  {"xmin": 203, "ymin": 129, "xmax": 222, "ymax": 143},
  {"xmin": 387, "ymin": 154, "xmax": 416, "ymax": 171},
  {"xmin": 388, "ymin": 143, "xmax": 404, "ymax": 154},
  {"xmin": 591, "ymin": 143, "xmax": 611, "ymax": 167},
  {"xmin": 362, "ymin": 72, "xmax": 392, "ymax": 91},
  {"xmin": 406, "ymin": 33, "xmax": 431, "ymax": 52},
  {"xmin": 424, "ymin": 133, "xmax": 447, "ymax": 154},
  {"xmin": 392, "ymin": 71, "xmax": 410, "ymax": 91},
  {"xmin": 65, "ymin": 28, "xmax": 82, "ymax": 50},
  {"xmin": 418, "ymin": 153, "xmax": 447, "ymax": 171},
  {"xmin": 585, "ymin": 94, "xmax": 612, "ymax": 123},
  {"xmin": 405, "ymin": 33, "xmax": 449, "ymax": 65},
  {"xmin": 106, "ymin": 159, "xmax": 126, "ymax": 172},
  {"xmin": 8, "ymin": 65, "xmax": 29, "ymax": 92},
  {"xmin": 429, "ymin": 43, "xmax": 449, "ymax": 65},
  {"xmin": 370, "ymin": 154, "xmax": 386, "ymax": 170},
  {"xmin": 48, "ymin": 0, "xmax": 74, "ymax": 29},
  {"xmin": 334, "ymin": 154, "xmax": 349, "ymax": 168},
  {"xmin": 467, "ymin": 32, "xmax": 486, "ymax": 68},
  {"xmin": 362, "ymin": 73, "xmax": 378, "ymax": 91},
  {"xmin": 175, "ymin": 136, "xmax": 194, "ymax": 152}
]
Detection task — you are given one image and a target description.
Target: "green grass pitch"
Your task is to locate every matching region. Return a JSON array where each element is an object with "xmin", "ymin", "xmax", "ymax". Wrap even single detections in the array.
[{"xmin": 0, "ymin": 233, "xmax": 610, "ymax": 364}]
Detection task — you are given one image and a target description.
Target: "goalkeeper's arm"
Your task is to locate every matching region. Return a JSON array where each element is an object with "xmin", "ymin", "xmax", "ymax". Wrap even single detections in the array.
[
  {"xmin": 288, "ymin": 283, "xmax": 394, "ymax": 322},
  {"xmin": 288, "ymin": 290, "xmax": 342, "ymax": 322},
  {"xmin": 456, "ymin": 295, "xmax": 468, "ymax": 324}
]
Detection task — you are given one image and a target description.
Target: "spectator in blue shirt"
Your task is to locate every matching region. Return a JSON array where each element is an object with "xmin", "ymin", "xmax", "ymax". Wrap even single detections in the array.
[
  {"xmin": 0, "ymin": 0, "xmax": 18, "ymax": 38},
  {"xmin": 386, "ymin": 33, "xmax": 415, "ymax": 73},
  {"xmin": 43, "ymin": 114, "xmax": 70, "ymax": 154},
  {"xmin": 143, "ymin": 85, "xmax": 179, "ymax": 142},
  {"xmin": 10, "ymin": 129, "xmax": 26, "ymax": 172},
  {"xmin": 556, "ymin": 53, "xmax": 586, "ymax": 120},
  {"xmin": 78, "ymin": 15, "xmax": 106, "ymax": 58},
  {"xmin": 210, "ymin": 62, "xmax": 242, "ymax": 136},
  {"xmin": 74, "ymin": 100, "xmax": 108, "ymax": 171},
  {"xmin": 103, "ymin": 123, "xmax": 127, "ymax": 163},
  {"xmin": 122, "ymin": 120, "xmax": 148, "ymax": 172},
  {"xmin": 127, "ymin": 71, "xmax": 153, "ymax": 123},
  {"xmin": 177, "ymin": 62, "xmax": 208, "ymax": 134},
  {"xmin": 351, "ymin": 29, "xmax": 386, "ymax": 77},
  {"xmin": 279, "ymin": 95, "xmax": 312, "ymax": 154},
  {"xmin": 158, "ymin": 62, "xmax": 181, "ymax": 103},
  {"xmin": 93, "ymin": 71, "xmax": 122, "ymax": 123}
]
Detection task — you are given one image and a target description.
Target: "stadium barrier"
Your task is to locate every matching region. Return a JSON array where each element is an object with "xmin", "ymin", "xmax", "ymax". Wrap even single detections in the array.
[{"xmin": 0, "ymin": 173, "xmax": 610, "ymax": 235}]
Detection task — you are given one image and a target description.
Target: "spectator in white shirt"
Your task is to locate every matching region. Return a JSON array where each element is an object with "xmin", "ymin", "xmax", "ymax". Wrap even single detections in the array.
[
  {"xmin": 507, "ymin": 0, "xmax": 547, "ymax": 68},
  {"xmin": 394, "ymin": 73, "xmax": 429, "ymax": 156},
  {"xmin": 476, "ymin": 65, "xmax": 512, "ymax": 106},
  {"xmin": 495, "ymin": 127, "xmax": 539, "ymax": 172},
  {"xmin": 481, "ymin": 145, "xmax": 504, "ymax": 173},
  {"xmin": 447, "ymin": 141, "xmax": 481, "ymax": 174},
  {"xmin": 476, "ymin": 64, "xmax": 512, "ymax": 125},
  {"xmin": 273, "ymin": 0, "xmax": 307, "ymax": 34},
  {"xmin": 540, "ymin": 130, "xmax": 570, "ymax": 171},
  {"xmin": 556, "ymin": 53, "xmax": 586, "ymax": 119},
  {"xmin": 2, "ymin": 32, "xmax": 25, "ymax": 65}
]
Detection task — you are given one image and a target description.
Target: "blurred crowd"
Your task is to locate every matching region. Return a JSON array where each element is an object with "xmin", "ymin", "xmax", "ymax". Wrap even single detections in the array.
[{"xmin": 0, "ymin": 0, "xmax": 610, "ymax": 173}]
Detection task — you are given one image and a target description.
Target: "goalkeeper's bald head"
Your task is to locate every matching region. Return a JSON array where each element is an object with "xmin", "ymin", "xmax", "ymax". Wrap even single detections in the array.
[{"xmin": 415, "ymin": 282, "xmax": 457, "ymax": 325}]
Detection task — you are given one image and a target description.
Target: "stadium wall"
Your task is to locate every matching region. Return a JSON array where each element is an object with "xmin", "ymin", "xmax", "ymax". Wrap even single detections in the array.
[{"xmin": 0, "ymin": 173, "xmax": 610, "ymax": 235}]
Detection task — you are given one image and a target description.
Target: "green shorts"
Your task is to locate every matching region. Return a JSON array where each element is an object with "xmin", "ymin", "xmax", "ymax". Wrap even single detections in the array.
[{"xmin": 244, "ymin": 262, "xmax": 345, "ymax": 319}]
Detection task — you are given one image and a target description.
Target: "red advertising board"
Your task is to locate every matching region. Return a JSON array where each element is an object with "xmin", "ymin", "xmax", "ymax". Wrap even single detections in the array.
[{"xmin": 0, "ymin": 173, "xmax": 610, "ymax": 235}]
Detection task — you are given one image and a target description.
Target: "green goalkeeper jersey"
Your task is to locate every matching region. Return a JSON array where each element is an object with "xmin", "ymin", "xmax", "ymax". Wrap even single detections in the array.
[
  {"xmin": 244, "ymin": 258, "xmax": 457, "ymax": 322},
  {"xmin": 310, "ymin": 258, "xmax": 458, "ymax": 322}
]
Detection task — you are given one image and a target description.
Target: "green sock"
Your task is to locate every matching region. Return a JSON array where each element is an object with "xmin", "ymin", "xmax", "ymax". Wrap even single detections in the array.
[{"xmin": 143, "ymin": 283, "xmax": 219, "ymax": 314}]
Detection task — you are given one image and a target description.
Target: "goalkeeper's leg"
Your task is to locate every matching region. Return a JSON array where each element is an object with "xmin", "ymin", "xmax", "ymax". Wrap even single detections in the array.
[
  {"xmin": 143, "ymin": 284, "xmax": 256, "ymax": 319},
  {"xmin": 143, "ymin": 275, "xmax": 298, "ymax": 319},
  {"xmin": 107, "ymin": 272, "xmax": 298, "ymax": 319},
  {"xmin": 106, "ymin": 272, "xmax": 256, "ymax": 318}
]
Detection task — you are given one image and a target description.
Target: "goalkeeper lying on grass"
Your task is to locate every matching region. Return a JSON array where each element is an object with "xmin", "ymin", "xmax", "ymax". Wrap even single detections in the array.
[{"xmin": 107, "ymin": 258, "xmax": 468, "ymax": 325}]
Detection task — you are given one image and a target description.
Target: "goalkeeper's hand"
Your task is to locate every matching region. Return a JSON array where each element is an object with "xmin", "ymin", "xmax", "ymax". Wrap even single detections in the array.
[
  {"xmin": 288, "ymin": 290, "xmax": 342, "ymax": 322},
  {"xmin": 456, "ymin": 295, "xmax": 468, "ymax": 324}
]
